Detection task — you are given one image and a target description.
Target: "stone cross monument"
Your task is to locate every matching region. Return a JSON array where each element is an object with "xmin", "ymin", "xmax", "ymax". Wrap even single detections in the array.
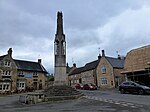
[{"xmin": 54, "ymin": 12, "xmax": 67, "ymax": 85}]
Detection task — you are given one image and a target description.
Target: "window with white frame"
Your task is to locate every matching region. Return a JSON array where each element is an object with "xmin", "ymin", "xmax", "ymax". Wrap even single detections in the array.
[
  {"xmin": 4, "ymin": 61, "xmax": 11, "ymax": 67},
  {"xmin": 0, "ymin": 84, "xmax": 2, "ymax": 91},
  {"xmin": 6, "ymin": 84, "xmax": 9, "ymax": 90},
  {"xmin": 101, "ymin": 78, "xmax": 108, "ymax": 85},
  {"xmin": 17, "ymin": 82, "xmax": 25, "ymax": 90},
  {"xmin": 33, "ymin": 72, "xmax": 38, "ymax": 76},
  {"xmin": 3, "ymin": 85, "xmax": 6, "ymax": 90},
  {"xmin": 101, "ymin": 66, "xmax": 107, "ymax": 74},
  {"xmin": 2, "ymin": 70, "xmax": 11, "ymax": 76},
  {"xmin": 18, "ymin": 71, "xmax": 24, "ymax": 75},
  {"xmin": 22, "ymin": 83, "xmax": 25, "ymax": 88},
  {"xmin": 2, "ymin": 83, "xmax": 10, "ymax": 91},
  {"xmin": 71, "ymin": 80, "xmax": 73, "ymax": 84}
]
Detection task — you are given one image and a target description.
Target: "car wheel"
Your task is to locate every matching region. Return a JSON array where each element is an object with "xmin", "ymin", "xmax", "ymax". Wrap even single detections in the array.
[
  {"xmin": 138, "ymin": 89, "xmax": 144, "ymax": 95},
  {"xmin": 120, "ymin": 89, "xmax": 125, "ymax": 94}
]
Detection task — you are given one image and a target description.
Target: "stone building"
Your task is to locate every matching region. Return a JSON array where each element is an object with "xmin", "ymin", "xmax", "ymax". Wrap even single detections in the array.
[
  {"xmin": 68, "ymin": 50, "xmax": 125, "ymax": 88},
  {"xmin": 121, "ymin": 45, "xmax": 150, "ymax": 86},
  {"xmin": 97, "ymin": 50, "xmax": 125, "ymax": 88},
  {"xmin": 68, "ymin": 56, "xmax": 100, "ymax": 87},
  {"xmin": 0, "ymin": 48, "xmax": 48, "ymax": 94}
]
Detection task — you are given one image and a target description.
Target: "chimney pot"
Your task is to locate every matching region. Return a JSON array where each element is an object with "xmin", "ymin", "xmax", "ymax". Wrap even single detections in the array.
[
  {"xmin": 118, "ymin": 55, "xmax": 121, "ymax": 59},
  {"xmin": 66, "ymin": 63, "xmax": 69, "ymax": 67},
  {"xmin": 73, "ymin": 63, "xmax": 76, "ymax": 67},
  {"xmin": 38, "ymin": 59, "xmax": 42, "ymax": 64},
  {"xmin": 98, "ymin": 55, "xmax": 101, "ymax": 60},
  {"xmin": 102, "ymin": 50, "xmax": 105, "ymax": 57}
]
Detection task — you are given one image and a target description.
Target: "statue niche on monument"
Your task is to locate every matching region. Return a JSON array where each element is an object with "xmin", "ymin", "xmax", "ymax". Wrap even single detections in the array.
[{"xmin": 54, "ymin": 11, "xmax": 67, "ymax": 85}]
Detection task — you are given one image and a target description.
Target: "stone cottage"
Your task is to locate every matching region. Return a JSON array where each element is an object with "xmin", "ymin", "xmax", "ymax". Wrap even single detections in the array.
[{"xmin": 0, "ymin": 48, "xmax": 48, "ymax": 94}]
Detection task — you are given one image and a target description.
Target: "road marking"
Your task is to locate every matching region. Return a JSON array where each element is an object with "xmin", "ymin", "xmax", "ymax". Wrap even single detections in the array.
[
  {"xmin": 108, "ymin": 100, "xmax": 114, "ymax": 103},
  {"xmin": 126, "ymin": 102, "xmax": 134, "ymax": 106},
  {"xmin": 103, "ymin": 99, "xmax": 108, "ymax": 102},
  {"xmin": 121, "ymin": 104, "xmax": 128, "ymax": 106},
  {"xmin": 130, "ymin": 105, "xmax": 137, "ymax": 108},
  {"xmin": 83, "ymin": 95, "xmax": 142, "ymax": 109},
  {"xmin": 135, "ymin": 104, "xmax": 143, "ymax": 108},
  {"xmin": 115, "ymin": 102, "xmax": 120, "ymax": 105}
]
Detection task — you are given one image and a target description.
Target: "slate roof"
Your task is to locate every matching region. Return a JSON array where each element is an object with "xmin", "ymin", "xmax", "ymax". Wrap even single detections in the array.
[
  {"xmin": 84, "ymin": 60, "xmax": 99, "ymax": 71},
  {"xmin": 69, "ymin": 59, "xmax": 100, "ymax": 75},
  {"xmin": 69, "ymin": 56, "xmax": 125, "ymax": 76},
  {"xmin": 0, "ymin": 53, "xmax": 48, "ymax": 74},
  {"xmin": 66, "ymin": 66, "xmax": 73, "ymax": 73},
  {"xmin": 106, "ymin": 57, "xmax": 124, "ymax": 68},
  {"xmin": 0, "ymin": 55, "xmax": 7, "ymax": 61},
  {"xmin": 14, "ymin": 59, "xmax": 48, "ymax": 73},
  {"xmin": 69, "ymin": 67, "xmax": 85, "ymax": 75}
]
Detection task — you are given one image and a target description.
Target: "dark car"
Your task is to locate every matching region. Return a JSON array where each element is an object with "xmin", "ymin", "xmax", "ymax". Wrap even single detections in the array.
[
  {"xmin": 83, "ymin": 83, "xmax": 97, "ymax": 90},
  {"xmin": 119, "ymin": 81, "xmax": 150, "ymax": 95},
  {"xmin": 75, "ymin": 83, "xmax": 83, "ymax": 89}
]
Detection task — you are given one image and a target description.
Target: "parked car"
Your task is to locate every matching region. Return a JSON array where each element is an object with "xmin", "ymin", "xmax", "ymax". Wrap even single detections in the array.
[
  {"xmin": 75, "ymin": 83, "xmax": 84, "ymax": 89},
  {"xmin": 83, "ymin": 83, "xmax": 97, "ymax": 90},
  {"xmin": 119, "ymin": 81, "xmax": 150, "ymax": 95}
]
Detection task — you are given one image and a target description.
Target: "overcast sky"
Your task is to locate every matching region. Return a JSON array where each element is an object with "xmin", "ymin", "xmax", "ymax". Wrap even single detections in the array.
[{"xmin": 0, "ymin": 0, "xmax": 150, "ymax": 73}]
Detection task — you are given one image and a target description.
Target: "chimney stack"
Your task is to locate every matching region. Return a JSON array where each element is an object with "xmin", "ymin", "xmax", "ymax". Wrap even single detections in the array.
[
  {"xmin": 98, "ymin": 54, "xmax": 101, "ymax": 60},
  {"xmin": 38, "ymin": 59, "xmax": 42, "ymax": 64},
  {"xmin": 118, "ymin": 55, "xmax": 121, "ymax": 59},
  {"xmin": 73, "ymin": 63, "xmax": 76, "ymax": 68},
  {"xmin": 102, "ymin": 50, "xmax": 105, "ymax": 57},
  {"xmin": 8, "ymin": 48, "xmax": 12, "ymax": 57},
  {"xmin": 66, "ymin": 63, "xmax": 69, "ymax": 67}
]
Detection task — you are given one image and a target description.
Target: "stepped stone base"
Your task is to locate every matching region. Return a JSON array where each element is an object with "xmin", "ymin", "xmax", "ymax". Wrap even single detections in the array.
[{"xmin": 44, "ymin": 85, "xmax": 83, "ymax": 101}]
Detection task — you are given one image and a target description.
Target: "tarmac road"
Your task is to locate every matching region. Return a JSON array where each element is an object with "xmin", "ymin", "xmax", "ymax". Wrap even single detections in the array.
[{"xmin": 0, "ymin": 90, "xmax": 150, "ymax": 112}]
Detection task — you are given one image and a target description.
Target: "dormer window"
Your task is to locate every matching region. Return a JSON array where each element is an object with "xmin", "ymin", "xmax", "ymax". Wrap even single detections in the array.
[{"xmin": 101, "ymin": 66, "xmax": 107, "ymax": 74}]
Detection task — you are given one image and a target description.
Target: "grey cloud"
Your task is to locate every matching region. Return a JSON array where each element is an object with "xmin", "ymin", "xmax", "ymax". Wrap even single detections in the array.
[
  {"xmin": 66, "ymin": 29, "xmax": 102, "ymax": 50},
  {"xmin": 0, "ymin": 0, "xmax": 150, "ymax": 72}
]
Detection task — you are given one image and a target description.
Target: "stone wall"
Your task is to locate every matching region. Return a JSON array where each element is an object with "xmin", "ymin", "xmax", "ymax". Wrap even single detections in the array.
[
  {"xmin": 96, "ymin": 57, "xmax": 115, "ymax": 88},
  {"xmin": 81, "ymin": 70, "xmax": 95, "ymax": 85},
  {"xmin": 0, "ymin": 55, "xmax": 17, "ymax": 93},
  {"xmin": 124, "ymin": 45, "xmax": 150, "ymax": 72}
]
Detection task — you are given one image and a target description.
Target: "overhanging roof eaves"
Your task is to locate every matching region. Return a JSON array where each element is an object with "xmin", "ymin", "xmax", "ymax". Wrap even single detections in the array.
[{"xmin": 121, "ymin": 69, "xmax": 146, "ymax": 74}]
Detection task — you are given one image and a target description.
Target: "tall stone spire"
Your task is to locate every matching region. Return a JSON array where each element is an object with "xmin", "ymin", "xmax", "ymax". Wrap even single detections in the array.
[
  {"xmin": 56, "ymin": 12, "xmax": 63, "ymax": 35},
  {"xmin": 54, "ymin": 11, "xmax": 67, "ymax": 85}
]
